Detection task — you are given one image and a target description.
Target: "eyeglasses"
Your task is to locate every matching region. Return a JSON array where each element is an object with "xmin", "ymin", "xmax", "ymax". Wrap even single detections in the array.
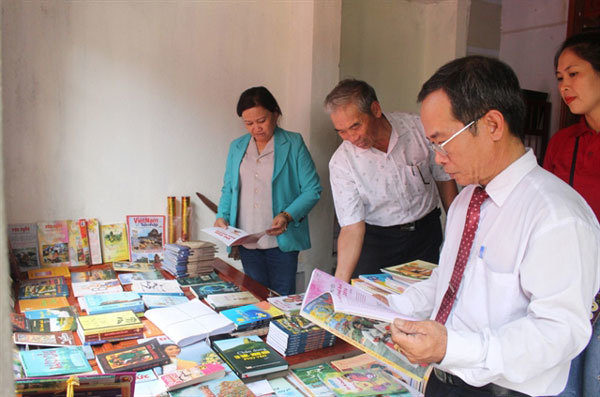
[{"xmin": 429, "ymin": 119, "xmax": 478, "ymax": 156}]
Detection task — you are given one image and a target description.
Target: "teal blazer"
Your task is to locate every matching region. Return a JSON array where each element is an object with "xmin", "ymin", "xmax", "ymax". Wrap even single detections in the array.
[{"xmin": 216, "ymin": 127, "xmax": 322, "ymax": 252}]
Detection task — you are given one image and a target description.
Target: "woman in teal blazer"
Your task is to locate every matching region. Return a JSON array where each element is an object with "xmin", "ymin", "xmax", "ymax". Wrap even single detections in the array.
[{"xmin": 215, "ymin": 87, "xmax": 321, "ymax": 295}]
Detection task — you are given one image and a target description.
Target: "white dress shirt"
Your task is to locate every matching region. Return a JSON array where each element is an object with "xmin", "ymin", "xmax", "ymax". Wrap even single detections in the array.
[
  {"xmin": 329, "ymin": 112, "xmax": 450, "ymax": 227},
  {"xmin": 389, "ymin": 149, "xmax": 600, "ymax": 395}
]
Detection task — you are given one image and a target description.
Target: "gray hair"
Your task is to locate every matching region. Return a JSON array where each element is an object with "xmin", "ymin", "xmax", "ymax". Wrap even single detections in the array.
[{"xmin": 324, "ymin": 79, "xmax": 379, "ymax": 114}]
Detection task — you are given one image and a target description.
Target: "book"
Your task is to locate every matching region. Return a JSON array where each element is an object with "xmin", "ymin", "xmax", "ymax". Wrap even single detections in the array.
[
  {"xmin": 201, "ymin": 226, "xmax": 268, "ymax": 247},
  {"xmin": 68, "ymin": 219, "xmax": 91, "ymax": 266},
  {"xmin": 86, "ymin": 218, "xmax": 104, "ymax": 265},
  {"xmin": 11, "ymin": 312, "xmax": 30, "ymax": 332},
  {"xmin": 8, "ymin": 223, "xmax": 40, "ymax": 271},
  {"xmin": 27, "ymin": 266, "xmax": 70, "ymax": 279},
  {"xmin": 19, "ymin": 347, "xmax": 92, "ymax": 377},
  {"xmin": 100, "ymin": 223, "xmax": 130, "ymax": 262},
  {"xmin": 267, "ymin": 315, "xmax": 335, "ymax": 357},
  {"xmin": 71, "ymin": 268, "xmax": 117, "ymax": 283},
  {"xmin": 220, "ymin": 301, "xmax": 284, "ymax": 331},
  {"xmin": 18, "ymin": 283, "xmax": 70, "ymax": 299},
  {"xmin": 318, "ymin": 368, "xmax": 409, "ymax": 396},
  {"xmin": 358, "ymin": 273, "xmax": 404, "ymax": 294},
  {"xmin": 159, "ymin": 362, "xmax": 226, "ymax": 391},
  {"xmin": 19, "ymin": 276, "xmax": 66, "ymax": 288},
  {"xmin": 300, "ymin": 270, "xmax": 430, "ymax": 391},
  {"xmin": 206, "ymin": 291, "xmax": 260, "ymax": 311},
  {"xmin": 28, "ymin": 317, "xmax": 77, "ymax": 332},
  {"xmin": 80, "ymin": 291, "xmax": 144, "ymax": 315},
  {"xmin": 18, "ymin": 297, "xmax": 70, "ymax": 312},
  {"xmin": 289, "ymin": 363, "xmax": 337, "ymax": 397},
  {"xmin": 23, "ymin": 305, "xmax": 77, "ymax": 319},
  {"xmin": 189, "ymin": 281, "xmax": 241, "ymax": 300},
  {"xmin": 37, "ymin": 221, "xmax": 70, "ymax": 267},
  {"xmin": 77, "ymin": 310, "xmax": 143, "ymax": 336},
  {"xmin": 118, "ymin": 269, "xmax": 164, "ymax": 285},
  {"xmin": 176, "ymin": 271, "xmax": 221, "ymax": 286},
  {"xmin": 381, "ymin": 260, "xmax": 438, "ymax": 284},
  {"xmin": 13, "ymin": 331, "xmax": 76, "ymax": 347},
  {"xmin": 112, "ymin": 261, "xmax": 156, "ymax": 272},
  {"xmin": 330, "ymin": 353, "xmax": 382, "ymax": 372},
  {"xmin": 96, "ymin": 339, "xmax": 170, "ymax": 373},
  {"xmin": 72, "ymin": 279, "xmax": 123, "ymax": 297},
  {"xmin": 351, "ymin": 278, "xmax": 393, "ymax": 297},
  {"xmin": 267, "ymin": 293, "xmax": 305, "ymax": 316},
  {"xmin": 212, "ymin": 335, "xmax": 288, "ymax": 379},
  {"xmin": 144, "ymin": 299, "xmax": 235, "ymax": 346},
  {"xmin": 142, "ymin": 294, "xmax": 190, "ymax": 309},
  {"xmin": 126, "ymin": 215, "xmax": 166, "ymax": 264},
  {"xmin": 14, "ymin": 373, "xmax": 136, "ymax": 397},
  {"xmin": 131, "ymin": 279, "xmax": 184, "ymax": 295},
  {"xmin": 268, "ymin": 377, "xmax": 305, "ymax": 397}
]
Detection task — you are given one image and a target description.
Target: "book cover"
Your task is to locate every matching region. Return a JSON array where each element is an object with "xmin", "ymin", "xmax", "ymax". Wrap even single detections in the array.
[
  {"xmin": 11, "ymin": 312, "xmax": 30, "ymax": 332},
  {"xmin": 82, "ymin": 291, "xmax": 144, "ymax": 315},
  {"xmin": 142, "ymin": 294, "xmax": 189, "ymax": 309},
  {"xmin": 72, "ymin": 279, "xmax": 123, "ymax": 297},
  {"xmin": 19, "ymin": 276, "xmax": 66, "ymax": 288},
  {"xmin": 87, "ymin": 218, "xmax": 103, "ymax": 265},
  {"xmin": 71, "ymin": 268, "xmax": 117, "ymax": 283},
  {"xmin": 177, "ymin": 272, "xmax": 221, "ymax": 286},
  {"xmin": 100, "ymin": 223, "xmax": 130, "ymax": 262},
  {"xmin": 126, "ymin": 215, "xmax": 166, "ymax": 264},
  {"xmin": 23, "ymin": 306, "xmax": 77, "ymax": 320},
  {"xmin": 37, "ymin": 221, "xmax": 70, "ymax": 267},
  {"xmin": 77, "ymin": 310, "xmax": 143, "ymax": 335},
  {"xmin": 131, "ymin": 279, "xmax": 184, "ymax": 296},
  {"xmin": 267, "ymin": 293, "xmax": 305, "ymax": 316},
  {"xmin": 27, "ymin": 266, "xmax": 70, "ymax": 279},
  {"xmin": 19, "ymin": 297, "xmax": 70, "ymax": 312},
  {"xmin": 68, "ymin": 219, "xmax": 91, "ymax": 266},
  {"xmin": 28, "ymin": 317, "xmax": 77, "ymax": 332},
  {"xmin": 318, "ymin": 368, "xmax": 409, "ymax": 397},
  {"xmin": 212, "ymin": 335, "xmax": 288, "ymax": 379},
  {"xmin": 190, "ymin": 281, "xmax": 240, "ymax": 299},
  {"xmin": 159, "ymin": 362, "xmax": 226, "ymax": 391},
  {"xmin": 220, "ymin": 301, "xmax": 284, "ymax": 330},
  {"xmin": 206, "ymin": 291, "xmax": 260, "ymax": 310},
  {"xmin": 118, "ymin": 269, "xmax": 164, "ymax": 285},
  {"xmin": 201, "ymin": 226, "xmax": 266, "ymax": 247},
  {"xmin": 18, "ymin": 283, "xmax": 70, "ymax": 299},
  {"xmin": 268, "ymin": 377, "xmax": 305, "ymax": 397},
  {"xmin": 289, "ymin": 363, "xmax": 337, "ymax": 397},
  {"xmin": 381, "ymin": 260, "xmax": 438, "ymax": 284},
  {"xmin": 13, "ymin": 331, "xmax": 75, "ymax": 347},
  {"xmin": 8, "ymin": 223, "xmax": 40, "ymax": 271},
  {"xmin": 20, "ymin": 347, "xmax": 92, "ymax": 377},
  {"xmin": 112, "ymin": 261, "xmax": 156, "ymax": 272},
  {"xmin": 96, "ymin": 339, "xmax": 170, "ymax": 373},
  {"xmin": 15, "ymin": 373, "xmax": 136, "ymax": 397}
]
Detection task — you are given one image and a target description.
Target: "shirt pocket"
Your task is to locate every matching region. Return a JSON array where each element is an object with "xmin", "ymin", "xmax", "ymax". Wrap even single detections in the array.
[{"xmin": 397, "ymin": 159, "xmax": 431, "ymax": 204}]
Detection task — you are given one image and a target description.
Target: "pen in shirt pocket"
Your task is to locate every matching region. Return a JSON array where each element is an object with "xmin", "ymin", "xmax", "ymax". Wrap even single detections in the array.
[{"xmin": 478, "ymin": 245, "xmax": 486, "ymax": 259}]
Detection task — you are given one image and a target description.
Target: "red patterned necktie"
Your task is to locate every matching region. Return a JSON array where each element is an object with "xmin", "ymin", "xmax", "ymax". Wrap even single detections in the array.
[{"xmin": 435, "ymin": 186, "xmax": 489, "ymax": 324}]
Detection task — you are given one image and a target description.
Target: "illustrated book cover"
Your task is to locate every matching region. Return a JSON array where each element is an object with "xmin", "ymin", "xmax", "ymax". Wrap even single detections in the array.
[
  {"xmin": 8, "ymin": 223, "xmax": 40, "ymax": 271},
  {"xmin": 118, "ymin": 269, "xmax": 164, "ymax": 285},
  {"xmin": 131, "ymin": 279, "xmax": 184, "ymax": 296},
  {"xmin": 18, "ymin": 283, "xmax": 69, "ymax": 299},
  {"xmin": 37, "ymin": 221, "xmax": 70, "ymax": 267},
  {"xmin": 176, "ymin": 271, "xmax": 221, "ymax": 286},
  {"xmin": 317, "ymin": 368, "xmax": 410, "ymax": 397},
  {"xmin": 288, "ymin": 363, "xmax": 337, "ymax": 397},
  {"xmin": 112, "ymin": 261, "xmax": 156, "ymax": 272},
  {"xmin": 19, "ymin": 346, "xmax": 92, "ymax": 377},
  {"xmin": 100, "ymin": 223, "xmax": 130, "ymax": 262},
  {"xmin": 219, "ymin": 301, "xmax": 285, "ymax": 331},
  {"xmin": 159, "ymin": 362, "xmax": 226, "ymax": 391},
  {"xmin": 189, "ymin": 281, "xmax": 240, "ymax": 300},
  {"xmin": 267, "ymin": 293, "xmax": 305, "ymax": 316},
  {"xmin": 13, "ymin": 331, "xmax": 75, "ymax": 347},
  {"xmin": 96, "ymin": 339, "xmax": 170, "ymax": 373},
  {"xmin": 77, "ymin": 310, "xmax": 143, "ymax": 335},
  {"xmin": 23, "ymin": 305, "xmax": 77, "ymax": 320},
  {"xmin": 86, "ymin": 218, "xmax": 103, "ymax": 265},
  {"xmin": 80, "ymin": 291, "xmax": 144, "ymax": 315},
  {"xmin": 15, "ymin": 373, "xmax": 135, "ymax": 397},
  {"xmin": 72, "ymin": 279, "xmax": 123, "ymax": 297},
  {"xmin": 126, "ymin": 215, "xmax": 165, "ymax": 264},
  {"xmin": 67, "ymin": 219, "xmax": 91, "ymax": 266},
  {"xmin": 381, "ymin": 260, "xmax": 438, "ymax": 284},
  {"xmin": 71, "ymin": 268, "xmax": 117, "ymax": 283}
]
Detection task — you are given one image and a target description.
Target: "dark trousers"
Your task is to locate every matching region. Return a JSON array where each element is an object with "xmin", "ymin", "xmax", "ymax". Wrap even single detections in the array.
[
  {"xmin": 426, "ymin": 370, "xmax": 530, "ymax": 397},
  {"xmin": 352, "ymin": 208, "xmax": 443, "ymax": 278},
  {"xmin": 238, "ymin": 246, "xmax": 298, "ymax": 295}
]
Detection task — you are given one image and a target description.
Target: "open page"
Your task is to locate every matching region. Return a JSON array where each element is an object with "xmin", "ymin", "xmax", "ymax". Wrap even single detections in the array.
[
  {"xmin": 302, "ymin": 269, "xmax": 415, "ymax": 323},
  {"xmin": 201, "ymin": 226, "xmax": 266, "ymax": 247}
]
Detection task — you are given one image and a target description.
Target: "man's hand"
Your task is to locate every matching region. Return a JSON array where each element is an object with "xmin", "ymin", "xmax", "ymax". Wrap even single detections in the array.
[
  {"xmin": 214, "ymin": 218, "xmax": 229, "ymax": 228},
  {"xmin": 390, "ymin": 319, "xmax": 447, "ymax": 365}
]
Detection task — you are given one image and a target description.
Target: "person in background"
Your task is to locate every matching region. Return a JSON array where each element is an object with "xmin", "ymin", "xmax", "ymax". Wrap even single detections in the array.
[
  {"xmin": 215, "ymin": 86, "xmax": 321, "ymax": 295},
  {"xmin": 324, "ymin": 79, "xmax": 457, "ymax": 282},
  {"xmin": 544, "ymin": 30, "xmax": 600, "ymax": 397},
  {"xmin": 388, "ymin": 55, "xmax": 599, "ymax": 396}
]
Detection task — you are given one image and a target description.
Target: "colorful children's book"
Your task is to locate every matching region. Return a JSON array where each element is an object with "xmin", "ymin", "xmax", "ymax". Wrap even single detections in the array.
[
  {"xmin": 142, "ymin": 294, "xmax": 190, "ymax": 309},
  {"xmin": 159, "ymin": 362, "xmax": 226, "ymax": 391},
  {"xmin": 86, "ymin": 218, "xmax": 104, "ymax": 265},
  {"xmin": 23, "ymin": 306, "xmax": 77, "ymax": 320},
  {"xmin": 267, "ymin": 293, "xmax": 305, "ymax": 316},
  {"xmin": 112, "ymin": 261, "xmax": 156, "ymax": 272},
  {"xmin": 189, "ymin": 281, "xmax": 241, "ymax": 300},
  {"xmin": 8, "ymin": 223, "xmax": 40, "ymax": 271},
  {"xmin": 37, "ymin": 221, "xmax": 70, "ymax": 267},
  {"xmin": 71, "ymin": 268, "xmax": 117, "ymax": 283},
  {"xmin": 176, "ymin": 271, "xmax": 221, "ymax": 286},
  {"xmin": 96, "ymin": 339, "xmax": 170, "ymax": 373},
  {"xmin": 18, "ymin": 297, "xmax": 70, "ymax": 312},
  {"xmin": 318, "ymin": 368, "xmax": 409, "ymax": 397},
  {"xmin": 220, "ymin": 301, "xmax": 284, "ymax": 331},
  {"xmin": 100, "ymin": 223, "xmax": 130, "ymax": 262},
  {"xmin": 19, "ymin": 347, "xmax": 92, "ymax": 377},
  {"xmin": 72, "ymin": 279, "xmax": 123, "ymax": 297},
  {"xmin": 212, "ymin": 335, "xmax": 288, "ymax": 379},
  {"xmin": 289, "ymin": 364, "xmax": 337, "ymax": 397},
  {"xmin": 18, "ymin": 283, "xmax": 70, "ymax": 299},
  {"xmin": 13, "ymin": 331, "xmax": 76, "ymax": 347},
  {"xmin": 80, "ymin": 291, "xmax": 144, "ymax": 315},
  {"xmin": 131, "ymin": 279, "xmax": 184, "ymax": 296},
  {"xmin": 118, "ymin": 269, "xmax": 164, "ymax": 285},
  {"xmin": 381, "ymin": 260, "xmax": 438, "ymax": 284},
  {"xmin": 27, "ymin": 266, "xmax": 70, "ymax": 279},
  {"xmin": 68, "ymin": 219, "xmax": 91, "ymax": 266},
  {"xmin": 144, "ymin": 299, "xmax": 235, "ymax": 346},
  {"xmin": 126, "ymin": 215, "xmax": 166, "ymax": 264}
]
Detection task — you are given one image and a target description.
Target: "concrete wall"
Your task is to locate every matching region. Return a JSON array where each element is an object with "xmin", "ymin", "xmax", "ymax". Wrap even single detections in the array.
[
  {"xmin": 2, "ymin": 1, "xmax": 341, "ymax": 279},
  {"xmin": 467, "ymin": 0, "xmax": 501, "ymax": 57}
]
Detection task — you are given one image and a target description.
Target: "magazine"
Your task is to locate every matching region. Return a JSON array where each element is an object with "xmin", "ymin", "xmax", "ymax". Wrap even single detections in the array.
[
  {"xmin": 381, "ymin": 260, "xmax": 438, "ymax": 284},
  {"xmin": 86, "ymin": 218, "xmax": 103, "ymax": 265},
  {"xmin": 100, "ymin": 223, "xmax": 130, "ymax": 262},
  {"xmin": 37, "ymin": 221, "xmax": 70, "ymax": 267},
  {"xmin": 126, "ymin": 215, "xmax": 165, "ymax": 264},
  {"xmin": 68, "ymin": 219, "xmax": 91, "ymax": 266},
  {"xmin": 201, "ymin": 226, "xmax": 268, "ymax": 247},
  {"xmin": 8, "ymin": 223, "xmax": 40, "ymax": 271}
]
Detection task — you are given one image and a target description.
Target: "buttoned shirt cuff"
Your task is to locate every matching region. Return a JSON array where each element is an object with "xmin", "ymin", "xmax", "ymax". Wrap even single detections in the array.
[{"xmin": 441, "ymin": 328, "xmax": 486, "ymax": 368}]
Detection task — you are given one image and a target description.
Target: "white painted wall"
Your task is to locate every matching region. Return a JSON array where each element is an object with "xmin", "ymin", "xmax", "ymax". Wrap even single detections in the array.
[
  {"xmin": 499, "ymin": 0, "xmax": 569, "ymax": 136},
  {"xmin": 2, "ymin": 1, "xmax": 341, "ymax": 276}
]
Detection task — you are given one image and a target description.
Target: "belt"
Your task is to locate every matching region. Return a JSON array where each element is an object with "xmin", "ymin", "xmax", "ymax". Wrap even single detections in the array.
[
  {"xmin": 433, "ymin": 368, "xmax": 529, "ymax": 397},
  {"xmin": 397, "ymin": 208, "xmax": 441, "ymax": 232}
]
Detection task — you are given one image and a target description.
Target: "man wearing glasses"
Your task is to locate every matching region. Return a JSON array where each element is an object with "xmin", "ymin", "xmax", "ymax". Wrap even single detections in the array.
[
  {"xmin": 388, "ymin": 56, "xmax": 600, "ymax": 396},
  {"xmin": 325, "ymin": 79, "xmax": 458, "ymax": 282}
]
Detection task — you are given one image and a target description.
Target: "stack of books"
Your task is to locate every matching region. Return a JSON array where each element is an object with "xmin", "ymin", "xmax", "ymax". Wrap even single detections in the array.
[
  {"xmin": 220, "ymin": 301, "xmax": 284, "ymax": 332},
  {"xmin": 381, "ymin": 260, "xmax": 438, "ymax": 289},
  {"xmin": 162, "ymin": 240, "xmax": 217, "ymax": 277},
  {"xmin": 76, "ymin": 310, "xmax": 144, "ymax": 345},
  {"xmin": 266, "ymin": 315, "xmax": 336, "ymax": 356}
]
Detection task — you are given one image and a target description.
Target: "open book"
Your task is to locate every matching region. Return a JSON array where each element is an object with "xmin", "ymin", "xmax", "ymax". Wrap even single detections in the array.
[{"xmin": 201, "ymin": 226, "xmax": 268, "ymax": 247}]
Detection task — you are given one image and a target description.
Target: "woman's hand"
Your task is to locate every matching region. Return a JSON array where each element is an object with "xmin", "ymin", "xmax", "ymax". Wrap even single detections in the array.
[
  {"xmin": 266, "ymin": 213, "xmax": 289, "ymax": 236},
  {"xmin": 214, "ymin": 218, "xmax": 229, "ymax": 229}
]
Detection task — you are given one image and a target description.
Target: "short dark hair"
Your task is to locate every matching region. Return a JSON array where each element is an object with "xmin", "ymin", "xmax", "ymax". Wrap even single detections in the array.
[
  {"xmin": 324, "ymin": 79, "xmax": 379, "ymax": 115},
  {"xmin": 554, "ymin": 31, "xmax": 600, "ymax": 73},
  {"xmin": 236, "ymin": 86, "xmax": 282, "ymax": 117},
  {"xmin": 417, "ymin": 56, "xmax": 526, "ymax": 140}
]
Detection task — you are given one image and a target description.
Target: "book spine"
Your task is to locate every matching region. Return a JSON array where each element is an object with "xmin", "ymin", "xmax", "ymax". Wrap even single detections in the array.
[{"xmin": 83, "ymin": 327, "xmax": 144, "ymax": 341}]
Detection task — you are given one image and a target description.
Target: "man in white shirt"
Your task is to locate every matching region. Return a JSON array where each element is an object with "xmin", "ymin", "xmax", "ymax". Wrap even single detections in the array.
[
  {"xmin": 325, "ymin": 79, "xmax": 458, "ymax": 282},
  {"xmin": 389, "ymin": 56, "xmax": 600, "ymax": 396}
]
